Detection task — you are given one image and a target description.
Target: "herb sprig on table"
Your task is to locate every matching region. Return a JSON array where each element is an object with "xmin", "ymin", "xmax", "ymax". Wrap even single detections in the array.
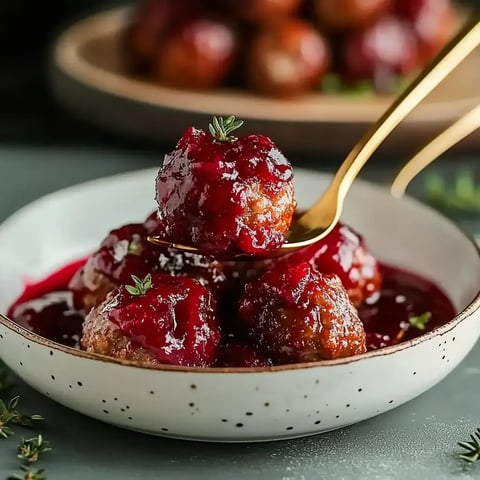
[
  {"xmin": 7, "ymin": 466, "xmax": 47, "ymax": 480},
  {"xmin": 458, "ymin": 428, "xmax": 480, "ymax": 463},
  {"xmin": 17, "ymin": 435, "xmax": 51, "ymax": 463},
  {"xmin": 0, "ymin": 361, "xmax": 51, "ymax": 479},
  {"xmin": 424, "ymin": 170, "xmax": 480, "ymax": 214}
]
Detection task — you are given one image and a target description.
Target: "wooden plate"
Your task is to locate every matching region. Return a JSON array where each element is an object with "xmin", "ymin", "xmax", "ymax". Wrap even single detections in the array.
[{"xmin": 49, "ymin": 7, "xmax": 480, "ymax": 155}]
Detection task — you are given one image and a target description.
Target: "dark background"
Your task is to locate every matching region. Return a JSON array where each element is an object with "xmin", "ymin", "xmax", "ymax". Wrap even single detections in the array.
[{"xmin": 0, "ymin": 0, "xmax": 127, "ymax": 146}]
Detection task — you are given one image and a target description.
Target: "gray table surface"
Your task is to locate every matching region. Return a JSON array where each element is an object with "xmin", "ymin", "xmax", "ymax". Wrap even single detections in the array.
[{"xmin": 0, "ymin": 146, "xmax": 479, "ymax": 480}]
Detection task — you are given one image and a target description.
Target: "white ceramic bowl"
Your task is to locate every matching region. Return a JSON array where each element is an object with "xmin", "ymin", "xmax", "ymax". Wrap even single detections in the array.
[{"xmin": 0, "ymin": 168, "xmax": 478, "ymax": 443}]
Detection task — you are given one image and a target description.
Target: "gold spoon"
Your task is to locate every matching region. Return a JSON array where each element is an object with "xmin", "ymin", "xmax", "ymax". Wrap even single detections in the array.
[
  {"xmin": 149, "ymin": 15, "xmax": 480, "ymax": 258},
  {"xmin": 391, "ymin": 103, "xmax": 480, "ymax": 197}
]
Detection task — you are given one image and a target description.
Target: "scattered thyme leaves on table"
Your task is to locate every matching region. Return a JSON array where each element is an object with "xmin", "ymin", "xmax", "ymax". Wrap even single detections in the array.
[
  {"xmin": 7, "ymin": 465, "xmax": 47, "ymax": 480},
  {"xmin": 424, "ymin": 170, "xmax": 480, "ymax": 214},
  {"xmin": 0, "ymin": 360, "xmax": 50, "ymax": 478},
  {"xmin": 458, "ymin": 428, "xmax": 480, "ymax": 463},
  {"xmin": 0, "ymin": 395, "xmax": 44, "ymax": 438},
  {"xmin": 17, "ymin": 435, "xmax": 51, "ymax": 463}
]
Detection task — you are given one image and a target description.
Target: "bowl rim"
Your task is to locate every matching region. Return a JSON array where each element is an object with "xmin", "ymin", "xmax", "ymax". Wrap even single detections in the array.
[{"xmin": 0, "ymin": 172, "xmax": 479, "ymax": 374}]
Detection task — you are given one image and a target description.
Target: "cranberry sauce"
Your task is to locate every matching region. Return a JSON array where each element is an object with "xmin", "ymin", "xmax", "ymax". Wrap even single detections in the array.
[
  {"xmin": 5, "ymin": 259, "xmax": 456, "ymax": 354},
  {"xmin": 7, "ymin": 259, "xmax": 86, "ymax": 347},
  {"xmin": 359, "ymin": 265, "xmax": 456, "ymax": 350},
  {"xmin": 10, "ymin": 292, "xmax": 83, "ymax": 348},
  {"xmin": 8, "ymin": 258, "xmax": 86, "ymax": 315}
]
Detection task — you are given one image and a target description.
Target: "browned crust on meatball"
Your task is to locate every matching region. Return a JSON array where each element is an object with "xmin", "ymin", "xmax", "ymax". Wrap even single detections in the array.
[{"xmin": 81, "ymin": 293, "xmax": 162, "ymax": 367}]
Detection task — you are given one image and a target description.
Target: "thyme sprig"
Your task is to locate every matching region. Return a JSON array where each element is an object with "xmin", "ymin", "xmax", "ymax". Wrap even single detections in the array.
[
  {"xmin": 126, "ymin": 274, "xmax": 153, "ymax": 296},
  {"xmin": 17, "ymin": 435, "xmax": 51, "ymax": 463},
  {"xmin": 0, "ymin": 395, "xmax": 44, "ymax": 438},
  {"xmin": 0, "ymin": 362, "xmax": 49, "ymax": 478},
  {"xmin": 458, "ymin": 428, "xmax": 480, "ymax": 463},
  {"xmin": 209, "ymin": 115, "xmax": 244, "ymax": 142},
  {"xmin": 425, "ymin": 170, "xmax": 480, "ymax": 214},
  {"xmin": 7, "ymin": 465, "xmax": 47, "ymax": 480},
  {"xmin": 409, "ymin": 312, "xmax": 432, "ymax": 331}
]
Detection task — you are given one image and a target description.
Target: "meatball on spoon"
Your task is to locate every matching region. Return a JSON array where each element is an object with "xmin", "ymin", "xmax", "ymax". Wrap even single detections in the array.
[{"xmin": 150, "ymin": 17, "xmax": 480, "ymax": 259}]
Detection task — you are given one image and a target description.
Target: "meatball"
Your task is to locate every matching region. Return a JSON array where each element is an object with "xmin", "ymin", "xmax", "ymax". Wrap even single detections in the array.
[
  {"xmin": 274, "ymin": 223, "xmax": 382, "ymax": 306},
  {"xmin": 397, "ymin": 0, "xmax": 458, "ymax": 63},
  {"xmin": 82, "ymin": 274, "xmax": 221, "ymax": 367},
  {"xmin": 71, "ymin": 219, "xmax": 230, "ymax": 311},
  {"xmin": 69, "ymin": 223, "xmax": 161, "ymax": 312},
  {"xmin": 312, "ymin": 0, "xmax": 393, "ymax": 31},
  {"xmin": 124, "ymin": 0, "xmax": 200, "ymax": 71},
  {"xmin": 152, "ymin": 14, "xmax": 239, "ymax": 89},
  {"xmin": 232, "ymin": 222, "xmax": 382, "ymax": 307},
  {"xmin": 155, "ymin": 117, "xmax": 296, "ymax": 256},
  {"xmin": 238, "ymin": 262, "xmax": 366, "ymax": 363},
  {"xmin": 247, "ymin": 19, "xmax": 330, "ymax": 98},
  {"xmin": 341, "ymin": 16, "xmax": 419, "ymax": 88}
]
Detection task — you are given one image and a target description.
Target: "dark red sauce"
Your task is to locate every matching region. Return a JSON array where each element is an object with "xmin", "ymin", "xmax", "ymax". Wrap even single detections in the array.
[
  {"xmin": 6, "ymin": 259, "xmax": 456, "ymax": 355},
  {"xmin": 10, "ymin": 258, "xmax": 86, "ymax": 312},
  {"xmin": 359, "ymin": 265, "xmax": 455, "ymax": 350}
]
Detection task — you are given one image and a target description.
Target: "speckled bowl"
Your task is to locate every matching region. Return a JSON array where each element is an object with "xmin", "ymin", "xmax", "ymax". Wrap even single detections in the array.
[{"xmin": 0, "ymin": 168, "xmax": 478, "ymax": 442}]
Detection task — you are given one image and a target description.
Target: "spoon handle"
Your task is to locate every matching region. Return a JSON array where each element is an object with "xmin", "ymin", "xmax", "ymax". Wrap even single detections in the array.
[
  {"xmin": 300, "ymin": 14, "xmax": 480, "ymax": 229},
  {"xmin": 390, "ymin": 103, "xmax": 480, "ymax": 197}
]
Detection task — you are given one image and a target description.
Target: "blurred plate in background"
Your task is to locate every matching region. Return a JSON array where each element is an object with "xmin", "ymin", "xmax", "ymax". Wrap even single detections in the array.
[{"xmin": 49, "ymin": 7, "xmax": 480, "ymax": 155}]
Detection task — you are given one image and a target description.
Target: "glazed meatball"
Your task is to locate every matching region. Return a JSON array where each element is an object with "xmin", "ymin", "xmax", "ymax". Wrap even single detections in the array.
[
  {"xmin": 124, "ymin": 0, "xmax": 200, "ymax": 71},
  {"xmin": 273, "ymin": 223, "xmax": 382, "ymax": 306},
  {"xmin": 69, "ymin": 223, "xmax": 161, "ymax": 312},
  {"xmin": 341, "ymin": 16, "xmax": 419, "ymax": 88},
  {"xmin": 238, "ymin": 262, "xmax": 366, "ymax": 363},
  {"xmin": 71, "ymin": 218, "xmax": 231, "ymax": 311},
  {"xmin": 232, "ymin": 222, "xmax": 382, "ymax": 307},
  {"xmin": 82, "ymin": 274, "xmax": 221, "ymax": 367},
  {"xmin": 152, "ymin": 14, "xmax": 239, "ymax": 89},
  {"xmin": 155, "ymin": 117, "xmax": 296, "ymax": 256},
  {"xmin": 397, "ymin": 0, "xmax": 458, "ymax": 63},
  {"xmin": 247, "ymin": 19, "xmax": 330, "ymax": 98},
  {"xmin": 312, "ymin": 0, "xmax": 393, "ymax": 31}
]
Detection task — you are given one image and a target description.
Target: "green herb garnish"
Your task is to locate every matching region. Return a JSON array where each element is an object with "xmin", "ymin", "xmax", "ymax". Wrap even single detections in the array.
[
  {"xmin": 425, "ymin": 170, "xmax": 480, "ymax": 214},
  {"xmin": 321, "ymin": 73, "xmax": 344, "ymax": 94},
  {"xmin": 0, "ymin": 361, "xmax": 49, "ymax": 478},
  {"xmin": 17, "ymin": 435, "xmax": 51, "ymax": 463},
  {"xmin": 7, "ymin": 465, "xmax": 47, "ymax": 480},
  {"xmin": 0, "ymin": 396, "xmax": 44, "ymax": 438},
  {"xmin": 125, "ymin": 274, "xmax": 153, "ymax": 296},
  {"xmin": 127, "ymin": 239, "xmax": 143, "ymax": 256},
  {"xmin": 209, "ymin": 116, "xmax": 244, "ymax": 142},
  {"xmin": 320, "ymin": 73, "xmax": 374, "ymax": 97},
  {"xmin": 409, "ymin": 312, "xmax": 432, "ymax": 331},
  {"xmin": 458, "ymin": 428, "xmax": 480, "ymax": 463}
]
